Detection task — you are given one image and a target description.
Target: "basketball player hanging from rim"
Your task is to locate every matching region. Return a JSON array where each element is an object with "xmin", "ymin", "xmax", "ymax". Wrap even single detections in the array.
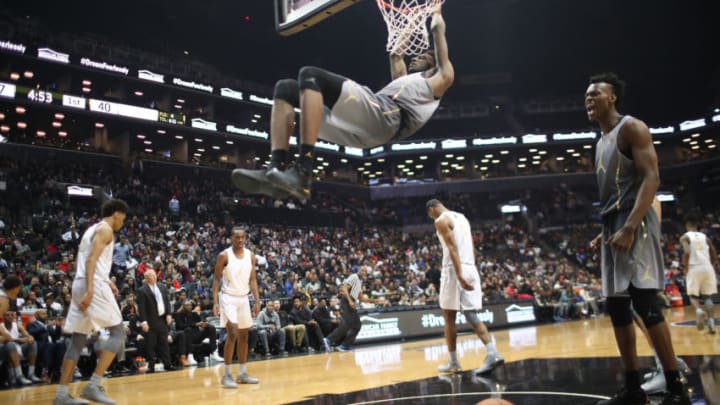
[{"xmin": 232, "ymin": 3, "xmax": 453, "ymax": 199}]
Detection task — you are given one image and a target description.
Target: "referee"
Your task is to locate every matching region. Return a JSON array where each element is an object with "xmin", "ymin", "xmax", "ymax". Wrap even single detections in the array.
[{"xmin": 323, "ymin": 266, "xmax": 375, "ymax": 352}]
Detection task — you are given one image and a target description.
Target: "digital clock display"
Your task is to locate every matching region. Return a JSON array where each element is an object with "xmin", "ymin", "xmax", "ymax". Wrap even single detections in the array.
[
  {"xmin": 159, "ymin": 111, "xmax": 187, "ymax": 126},
  {"xmin": 27, "ymin": 89, "xmax": 53, "ymax": 103}
]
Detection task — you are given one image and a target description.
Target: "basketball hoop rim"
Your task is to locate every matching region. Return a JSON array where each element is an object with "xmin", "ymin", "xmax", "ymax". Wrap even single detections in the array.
[{"xmin": 376, "ymin": 0, "xmax": 434, "ymax": 15}]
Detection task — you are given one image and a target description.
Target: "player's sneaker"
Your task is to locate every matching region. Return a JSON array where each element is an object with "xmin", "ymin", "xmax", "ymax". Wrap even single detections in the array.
[
  {"xmin": 53, "ymin": 394, "xmax": 90, "ymax": 405},
  {"xmin": 474, "ymin": 353, "xmax": 505, "ymax": 375},
  {"xmin": 221, "ymin": 374, "xmax": 238, "ymax": 388},
  {"xmin": 640, "ymin": 370, "xmax": 665, "ymax": 394},
  {"xmin": 438, "ymin": 361, "xmax": 461, "ymax": 374},
  {"xmin": 15, "ymin": 375, "xmax": 32, "ymax": 385},
  {"xmin": 231, "ymin": 167, "xmax": 290, "ymax": 199},
  {"xmin": 80, "ymin": 384, "xmax": 116, "ymax": 405},
  {"xmin": 267, "ymin": 164, "xmax": 311, "ymax": 199},
  {"xmin": 237, "ymin": 373, "xmax": 259, "ymax": 384}
]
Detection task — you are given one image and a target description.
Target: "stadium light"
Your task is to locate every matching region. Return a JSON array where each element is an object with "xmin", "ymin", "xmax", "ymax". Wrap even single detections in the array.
[
  {"xmin": 679, "ymin": 118, "xmax": 706, "ymax": 131},
  {"xmin": 522, "ymin": 134, "xmax": 547, "ymax": 144}
]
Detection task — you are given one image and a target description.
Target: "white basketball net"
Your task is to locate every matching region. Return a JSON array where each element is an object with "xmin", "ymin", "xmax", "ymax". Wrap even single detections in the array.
[{"xmin": 376, "ymin": 0, "xmax": 444, "ymax": 56}]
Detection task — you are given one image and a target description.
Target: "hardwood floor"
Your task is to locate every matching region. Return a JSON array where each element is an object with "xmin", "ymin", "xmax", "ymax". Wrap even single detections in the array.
[{"xmin": 2, "ymin": 307, "xmax": 718, "ymax": 405}]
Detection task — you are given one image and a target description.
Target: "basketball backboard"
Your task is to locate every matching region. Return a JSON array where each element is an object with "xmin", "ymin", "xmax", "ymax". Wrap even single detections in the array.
[{"xmin": 274, "ymin": 0, "xmax": 361, "ymax": 36}]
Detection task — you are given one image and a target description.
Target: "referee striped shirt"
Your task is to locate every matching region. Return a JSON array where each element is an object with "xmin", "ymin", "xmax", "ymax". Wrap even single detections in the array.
[{"xmin": 344, "ymin": 273, "xmax": 362, "ymax": 301}]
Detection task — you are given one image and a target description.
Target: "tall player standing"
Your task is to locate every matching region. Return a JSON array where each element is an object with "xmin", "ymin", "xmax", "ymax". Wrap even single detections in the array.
[
  {"xmin": 426, "ymin": 199, "xmax": 504, "ymax": 375},
  {"xmin": 212, "ymin": 227, "xmax": 261, "ymax": 387},
  {"xmin": 53, "ymin": 199, "xmax": 128, "ymax": 405},
  {"xmin": 586, "ymin": 73, "xmax": 689, "ymax": 404}
]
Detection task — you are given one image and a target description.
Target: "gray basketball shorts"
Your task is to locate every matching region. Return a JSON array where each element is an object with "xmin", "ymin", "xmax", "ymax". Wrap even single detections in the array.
[
  {"xmin": 601, "ymin": 208, "xmax": 664, "ymax": 297},
  {"xmin": 317, "ymin": 80, "xmax": 402, "ymax": 148}
]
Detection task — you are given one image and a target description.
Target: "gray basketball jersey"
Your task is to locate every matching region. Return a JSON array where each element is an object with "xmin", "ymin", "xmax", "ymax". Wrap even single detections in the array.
[
  {"xmin": 377, "ymin": 72, "xmax": 440, "ymax": 140},
  {"xmin": 595, "ymin": 115, "xmax": 638, "ymax": 216}
]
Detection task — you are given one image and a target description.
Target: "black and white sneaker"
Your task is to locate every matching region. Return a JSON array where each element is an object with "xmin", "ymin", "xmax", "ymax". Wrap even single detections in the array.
[
  {"xmin": 231, "ymin": 167, "xmax": 291, "ymax": 199},
  {"xmin": 266, "ymin": 164, "xmax": 312, "ymax": 199}
]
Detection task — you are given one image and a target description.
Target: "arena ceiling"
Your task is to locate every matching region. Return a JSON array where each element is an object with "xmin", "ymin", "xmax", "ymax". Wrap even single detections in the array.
[{"xmin": 2, "ymin": 0, "xmax": 719, "ymax": 125}]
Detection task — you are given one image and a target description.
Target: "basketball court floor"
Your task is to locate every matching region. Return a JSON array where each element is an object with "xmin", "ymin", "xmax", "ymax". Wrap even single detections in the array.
[{"xmin": 1, "ymin": 307, "xmax": 718, "ymax": 404}]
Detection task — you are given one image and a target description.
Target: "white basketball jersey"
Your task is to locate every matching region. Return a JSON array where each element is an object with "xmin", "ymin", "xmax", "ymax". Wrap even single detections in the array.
[
  {"xmin": 436, "ymin": 211, "xmax": 475, "ymax": 269},
  {"xmin": 76, "ymin": 222, "xmax": 114, "ymax": 282},
  {"xmin": 1, "ymin": 320, "xmax": 19, "ymax": 339},
  {"xmin": 222, "ymin": 247, "xmax": 252, "ymax": 296},
  {"xmin": 685, "ymin": 231, "xmax": 712, "ymax": 267}
]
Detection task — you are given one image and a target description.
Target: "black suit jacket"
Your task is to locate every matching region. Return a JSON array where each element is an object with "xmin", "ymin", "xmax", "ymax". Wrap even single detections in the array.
[
  {"xmin": 27, "ymin": 320, "xmax": 50, "ymax": 343},
  {"xmin": 137, "ymin": 283, "xmax": 171, "ymax": 332},
  {"xmin": 48, "ymin": 325, "xmax": 63, "ymax": 343},
  {"xmin": 174, "ymin": 311, "xmax": 201, "ymax": 332}
]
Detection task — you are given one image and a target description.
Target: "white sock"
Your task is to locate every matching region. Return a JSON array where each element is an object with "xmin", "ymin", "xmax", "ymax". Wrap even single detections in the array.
[
  {"xmin": 486, "ymin": 342, "xmax": 497, "ymax": 355},
  {"xmin": 224, "ymin": 364, "xmax": 232, "ymax": 377},
  {"xmin": 449, "ymin": 351, "xmax": 458, "ymax": 364},
  {"xmin": 705, "ymin": 299, "xmax": 715, "ymax": 321},
  {"xmin": 56, "ymin": 385, "xmax": 69, "ymax": 396},
  {"xmin": 28, "ymin": 365, "xmax": 35, "ymax": 376},
  {"xmin": 188, "ymin": 353, "xmax": 196, "ymax": 362},
  {"xmin": 14, "ymin": 366, "xmax": 22, "ymax": 379},
  {"xmin": 238, "ymin": 363, "xmax": 247, "ymax": 375},
  {"xmin": 89, "ymin": 373, "xmax": 103, "ymax": 387}
]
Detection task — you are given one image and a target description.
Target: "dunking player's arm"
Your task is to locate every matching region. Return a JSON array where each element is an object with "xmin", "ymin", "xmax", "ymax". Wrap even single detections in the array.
[
  {"xmin": 388, "ymin": 6, "xmax": 454, "ymax": 97},
  {"xmin": 389, "ymin": 51, "xmax": 407, "ymax": 80},
  {"xmin": 426, "ymin": 6, "xmax": 454, "ymax": 97},
  {"xmin": 434, "ymin": 216, "xmax": 473, "ymax": 291},
  {"xmin": 606, "ymin": 120, "xmax": 659, "ymax": 253},
  {"xmin": 78, "ymin": 223, "xmax": 113, "ymax": 312}
]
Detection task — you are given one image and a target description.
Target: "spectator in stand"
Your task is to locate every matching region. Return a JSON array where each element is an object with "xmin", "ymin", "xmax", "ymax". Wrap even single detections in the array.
[
  {"xmin": 290, "ymin": 296, "xmax": 322, "ymax": 352},
  {"xmin": 112, "ymin": 236, "xmax": 132, "ymax": 277},
  {"xmin": 56, "ymin": 256, "xmax": 74, "ymax": 274},
  {"xmin": 257, "ymin": 302, "xmax": 287, "ymax": 356},
  {"xmin": 274, "ymin": 300, "xmax": 305, "ymax": 353},
  {"xmin": 312, "ymin": 297, "xmax": 338, "ymax": 336},
  {"xmin": 121, "ymin": 294, "xmax": 138, "ymax": 320},
  {"xmin": 27, "ymin": 309, "xmax": 66, "ymax": 382},
  {"xmin": 168, "ymin": 195, "xmax": 180, "ymax": 217},
  {"xmin": 174, "ymin": 300, "xmax": 220, "ymax": 364},
  {"xmin": 137, "ymin": 269, "xmax": 175, "ymax": 373},
  {"xmin": 165, "ymin": 312, "xmax": 190, "ymax": 367},
  {"xmin": 1, "ymin": 311, "xmax": 41, "ymax": 384}
]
